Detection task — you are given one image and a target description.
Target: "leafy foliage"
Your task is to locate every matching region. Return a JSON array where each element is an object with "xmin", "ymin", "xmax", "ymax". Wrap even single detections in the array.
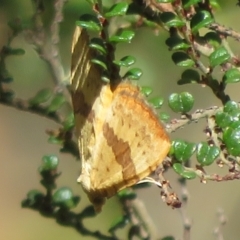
[{"xmin": 1, "ymin": 0, "xmax": 240, "ymax": 239}]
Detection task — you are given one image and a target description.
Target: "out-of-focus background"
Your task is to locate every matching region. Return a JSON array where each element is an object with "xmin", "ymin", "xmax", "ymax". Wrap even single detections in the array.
[{"xmin": 1, "ymin": 0, "xmax": 240, "ymax": 239}]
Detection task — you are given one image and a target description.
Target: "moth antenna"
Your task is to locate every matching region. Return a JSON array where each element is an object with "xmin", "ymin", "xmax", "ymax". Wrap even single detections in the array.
[{"xmin": 137, "ymin": 177, "xmax": 162, "ymax": 187}]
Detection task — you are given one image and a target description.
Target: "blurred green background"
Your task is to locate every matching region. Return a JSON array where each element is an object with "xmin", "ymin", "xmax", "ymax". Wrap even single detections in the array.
[{"xmin": 1, "ymin": 0, "xmax": 240, "ymax": 239}]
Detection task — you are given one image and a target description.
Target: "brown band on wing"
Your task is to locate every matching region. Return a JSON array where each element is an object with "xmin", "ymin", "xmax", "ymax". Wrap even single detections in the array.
[
  {"xmin": 103, "ymin": 122, "xmax": 137, "ymax": 180},
  {"xmin": 71, "ymin": 91, "xmax": 95, "ymax": 122}
]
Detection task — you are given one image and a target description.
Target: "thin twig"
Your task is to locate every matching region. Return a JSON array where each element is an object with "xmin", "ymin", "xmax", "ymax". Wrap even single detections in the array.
[
  {"xmin": 166, "ymin": 106, "xmax": 220, "ymax": 133},
  {"xmin": 213, "ymin": 208, "xmax": 227, "ymax": 240}
]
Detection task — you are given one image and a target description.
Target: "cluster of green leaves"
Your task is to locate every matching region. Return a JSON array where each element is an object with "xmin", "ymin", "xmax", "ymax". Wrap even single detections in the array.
[
  {"xmin": 29, "ymin": 88, "xmax": 80, "ymax": 156},
  {"xmin": 0, "ymin": 19, "xmax": 25, "ymax": 102},
  {"xmin": 217, "ymin": 101, "xmax": 240, "ymax": 156},
  {"xmin": 23, "ymin": 155, "xmax": 80, "ymax": 212},
  {"xmin": 76, "ymin": 2, "xmax": 142, "ymax": 82},
  {"xmin": 29, "ymin": 88, "xmax": 66, "ymax": 114},
  {"xmin": 22, "ymin": 155, "xmax": 155, "ymax": 240},
  {"xmin": 135, "ymin": 0, "xmax": 240, "ymax": 181},
  {"xmin": 161, "ymin": 0, "xmax": 239, "ymax": 101},
  {"xmin": 22, "ymin": 155, "xmax": 107, "ymax": 237}
]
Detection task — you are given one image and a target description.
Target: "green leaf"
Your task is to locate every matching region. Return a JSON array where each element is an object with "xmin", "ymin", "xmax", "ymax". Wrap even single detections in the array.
[
  {"xmin": 168, "ymin": 92, "xmax": 194, "ymax": 113},
  {"xmin": 114, "ymin": 55, "xmax": 136, "ymax": 67},
  {"xmin": 210, "ymin": 0, "xmax": 221, "ymax": 9},
  {"xmin": 140, "ymin": 86, "xmax": 153, "ymax": 97},
  {"xmin": 204, "ymin": 32, "xmax": 221, "ymax": 48},
  {"xmin": 1, "ymin": 90, "xmax": 14, "ymax": 102},
  {"xmin": 223, "ymin": 126, "xmax": 240, "ymax": 156},
  {"xmin": 228, "ymin": 120, "xmax": 240, "ymax": 129},
  {"xmin": 190, "ymin": 10, "xmax": 214, "ymax": 33},
  {"xmin": 173, "ymin": 163, "xmax": 196, "ymax": 179},
  {"xmin": 215, "ymin": 112, "xmax": 233, "ymax": 129},
  {"xmin": 166, "ymin": 36, "xmax": 190, "ymax": 50},
  {"xmin": 24, "ymin": 190, "xmax": 44, "ymax": 207},
  {"xmin": 109, "ymin": 215, "xmax": 129, "ymax": 233},
  {"xmin": 109, "ymin": 30, "xmax": 135, "ymax": 43},
  {"xmin": 29, "ymin": 88, "xmax": 52, "ymax": 106},
  {"xmin": 91, "ymin": 56, "xmax": 108, "ymax": 70},
  {"xmin": 101, "ymin": 74, "xmax": 111, "ymax": 83},
  {"xmin": 118, "ymin": 189, "xmax": 137, "ymax": 200},
  {"xmin": 216, "ymin": 102, "xmax": 240, "ymax": 129},
  {"xmin": 123, "ymin": 68, "xmax": 143, "ymax": 80},
  {"xmin": 46, "ymin": 93, "xmax": 66, "ymax": 113},
  {"xmin": 172, "ymin": 52, "xmax": 195, "ymax": 67},
  {"xmin": 105, "ymin": 2, "xmax": 128, "ymax": 18},
  {"xmin": 76, "ymin": 14, "xmax": 101, "ymax": 31},
  {"xmin": 63, "ymin": 113, "xmax": 75, "ymax": 131},
  {"xmin": 160, "ymin": 12, "xmax": 185, "ymax": 28},
  {"xmin": 178, "ymin": 69, "xmax": 200, "ymax": 85},
  {"xmin": 53, "ymin": 187, "xmax": 79, "ymax": 209},
  {"xmin": 48, "ymin": 136, "xmax": 63, "ymax": 145},
  {"xmin": 223, "ymin": 68, "xmax": 240, "ymax": 84},
  {"xmin": 182, "ymin": 0, "xmax": 201, "ymax": 9},
  {"xmin": 41, "ymin": 155, "xmax": 59, "ymax": 171},
  {"xmin": 0, "ymin": 65, "xmax": 13, "ymax": 83},
  {"xmin": 159, "ymin": 112, "xmax": 170, "ymax": 122},
  {"xmin": 224, "ymin": 101, "xmax": 239, "ymax": 113},
  {"xmin": 209, "ymin": 47, "xmax": 231, "ymax": 67},
  {"xmin": 89, "ymin": 38, "xmax": 106, "ymax": 54},
  {"xmin": 7, "ymin": 48, "xmax": 25, "ymax": 55},
  {"xmin": 149, "ymin": 97, "xmax": 164, "ymax": 109},
  {"xmin": 196, "ymin": 142, "xmax": 220, "ymax": 166},
  {"xmin": 161, "ymin": 236, "xmax": 176, "ymax": 240},
  {"xmin": 80, "ymin": 206, "xmax": 96, "ymax": 218},
  {"xmin": 171, "ymin": 140, "xmax": 196, "ymax": 162}
]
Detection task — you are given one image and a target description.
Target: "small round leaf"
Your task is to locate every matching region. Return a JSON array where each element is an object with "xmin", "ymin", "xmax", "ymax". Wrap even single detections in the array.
[
  {"xmin": 178, "ymin": 69, "xmax": 200, "ymax": 85},
  {"xmin": 89, "ymin": 38, "xmax": 106, "ymax": 54},
  {"xmin": 171, "ymin": 140, "xmax": 196, "ymax": 162},
  {"xmin": 148, "ymin": 97, "xmax": 164, "ymax": 109},
  {"xmin": 63, "ymin": 113, "xmax": 75, "ymax": 131},
  {"xmin": 109, "ymin": 30, "xmax": 135, "ymax": 43},
  {"xmin": 53, "ymin": 187, "xmax": 78, "ymax": 209},
  {"xmin": 215, "ymin": 112, "xmax": 233, "ymax": 129},
  {"xmin": 29, "ymin": 88, "xmax": 52, "ymax": 106},
  {"xmin": 172, "ymin": 52, "xmax": 195, "ymax": 67},
  {"xmin": 118, "ymin": 189, "xmax": 137, "ymax": 200},
  {"xmin": 159, "ymin": 112, "xmax": 170, "ymax": 122},
  {"xmin": 77, "ymin": 14, "xmax": 101, "ymax": 31},
  {"xmin": 190, "ymin": 10, "xmax": 214, "ymax": 33},
  {"xmin": 209, "ymin": 47, "xmax": 230, "ymax": 67},
  {"xmin": 224, "ymin": 101, "xmax": 239, "ymax": 113},
  {"xmin": 105, "ymin": 2, "xmax": 128, "ymax": 18},
  {"xmin": 166, "ymin": 36, "xmax": 190, "ymax": 50},
  {"xmin": 140, "ymin": 86, "xmax": 153, "ymax": 97},
  {"xmin": 223, "ymin": 68, "xmax": 240, "ymax": 84},
  {"xmin": 109, "ymin": 216, "xmax": 129, "ymax": 233},
  {"xmin": 173, "ymin": 163, "xmax": 196, "ymax": 179},
  {"xmin": 91, "ymin": 57, "xmax": 108, "ymax": 70},
  {"xmin": 196, "ymin": 142, "xmax": 220, "ymax": 166},
  {"xmin": 223, "ymin": 127, "xmax": 240, "ymax": 156},
  {"xmin": 182, "ymin": 0, "xmax": 201, "ymax": 9},
  {"xmin": 160, "ymin": 12, "xmax": 185, "ymax": 28},
  {"xmin": 8, "ymin": 48, "xmax": 25, "ymax": 55},
  {"xmin": 114, "ymin": 55, "xmax": 136, "ymax": 67},
  {"xmin": 123, "ymin": 68, "xmax": 143, "ymax": 80},
  {"xmin": 46, "ymin": 93, "xmax": 66, "ymax": 113},
  {"xmin": 168, "ymin": 92, "xmax": 194, "ymax": 113},
  {"xmin": 41, "ymin": 155, "xmax": 59, "ymax": 170},
  {"xmin": 204, "ymin": 32, "xmax": 221, "ymax": 48}
]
